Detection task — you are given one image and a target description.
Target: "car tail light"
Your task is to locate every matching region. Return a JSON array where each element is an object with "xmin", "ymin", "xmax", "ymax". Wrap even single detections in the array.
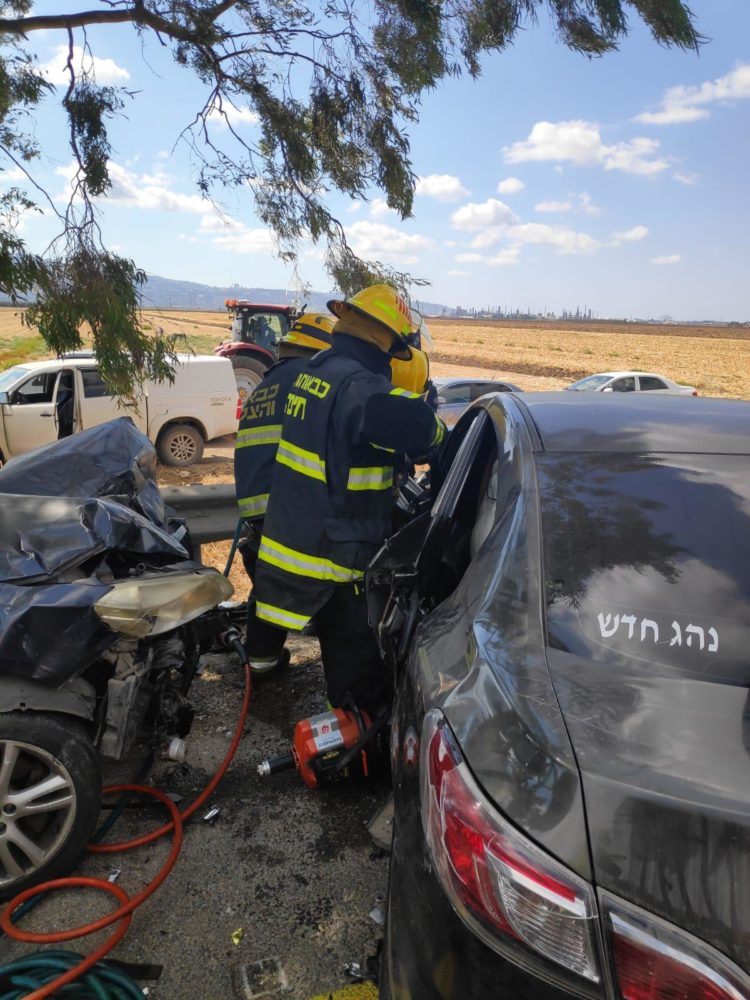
[
  {"xmin": 236, "ymin": 397, "xmax": 243, "ymax": 419},
  {"xmin": 420, "ymin": 711, "xmax": 601, "ymax": 985},
  {"xmin": 603, "ymin": 894, "xmax": 749, "ymax": 1000}
]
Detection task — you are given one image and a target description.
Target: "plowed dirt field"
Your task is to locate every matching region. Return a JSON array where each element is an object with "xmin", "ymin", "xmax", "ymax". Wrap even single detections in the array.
[{"xmin": 2, "ymin": 307, "xmax": 747, "ymax": 398}]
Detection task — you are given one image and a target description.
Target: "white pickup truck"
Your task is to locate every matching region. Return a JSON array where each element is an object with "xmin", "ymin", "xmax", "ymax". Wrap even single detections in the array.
[{"xmin": 0, "ymin": 353, "xmax": 238, "ymax": 466}]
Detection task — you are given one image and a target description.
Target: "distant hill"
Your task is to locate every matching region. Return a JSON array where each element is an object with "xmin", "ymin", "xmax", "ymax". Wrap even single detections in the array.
[{"xmin": 141, "ymin": 273, "xmax": 449, "ymax": 317}]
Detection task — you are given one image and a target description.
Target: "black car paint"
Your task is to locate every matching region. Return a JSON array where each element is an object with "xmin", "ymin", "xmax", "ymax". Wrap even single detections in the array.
[{"xmin": 371, "ymin": 391, "xmax": 750, "ymax": 997}]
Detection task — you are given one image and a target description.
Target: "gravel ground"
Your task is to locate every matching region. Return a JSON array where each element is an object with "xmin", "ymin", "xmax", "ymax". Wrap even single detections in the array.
[{"xmin": 3, "ymin": 637, "xmax": 390, "ymax": 998}]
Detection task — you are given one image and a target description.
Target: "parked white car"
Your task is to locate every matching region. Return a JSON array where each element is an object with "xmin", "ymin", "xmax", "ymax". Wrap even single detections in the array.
[
  {"xmin": 0, "ymin": 353, "xmax": 238, "ymax": 466},
  {"xmin": 566, "ymin": 371, "xmax": 698, "ymax": 396}
]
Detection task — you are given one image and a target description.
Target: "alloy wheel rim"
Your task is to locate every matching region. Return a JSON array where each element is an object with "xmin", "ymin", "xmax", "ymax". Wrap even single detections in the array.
[
  {"xmin": 0, "ymin": 739, "xmax": 77, "ymax": 888},
  {"xmin": 169, "ymin": 432, "xmax": 197, "ymax": 462}
]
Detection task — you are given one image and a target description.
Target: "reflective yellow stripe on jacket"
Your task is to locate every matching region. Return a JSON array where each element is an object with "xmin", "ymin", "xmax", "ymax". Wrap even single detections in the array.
[
  {"xmin": 346, "ymin": 466, "xmax": 394, "ymax": 492},
  {"xmin": 276, "ymin": 438, "xmax": 327, "ymax": 482},
  {"xmin": 238, "ymin": 493, "xmax": 269, "ymax": 519},
  {"xmin": 256, "ymin": 601, "xmax": 311, "ymax": 630},
  {"xmin": 236, "ymin": 424, "xmax": 282, "ymax": 449},
  {"xmin": 258, "ymin": 535, "xmax": 363, "ymax": 583},
  {"xmin": 389, "ymin": 387, "xmax": 420, "ymax": 399},
  {"xmin": 431, "ymin": 418, "xmax": 446, "ymax": 447}
]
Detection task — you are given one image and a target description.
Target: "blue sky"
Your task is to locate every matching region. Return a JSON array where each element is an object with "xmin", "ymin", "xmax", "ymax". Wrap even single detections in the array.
[{"xmin": 7, "ymin": 1, "xmax": 750, "ymax": 319}]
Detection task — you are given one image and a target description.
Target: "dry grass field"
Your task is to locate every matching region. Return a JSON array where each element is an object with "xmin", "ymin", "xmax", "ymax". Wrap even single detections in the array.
[
  {"xmin": 1, "ymin": 305, "xmax": 747, "ymax": 399},
  {"xmin": 3, "ymin": 303, "xmax": 746, "ymax": 590}
]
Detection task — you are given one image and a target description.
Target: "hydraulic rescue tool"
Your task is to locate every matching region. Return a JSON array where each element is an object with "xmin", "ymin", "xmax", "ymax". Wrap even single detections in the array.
[{"xmin": 258, "ymin": 706, "xmax": 390, "ymax": 788}]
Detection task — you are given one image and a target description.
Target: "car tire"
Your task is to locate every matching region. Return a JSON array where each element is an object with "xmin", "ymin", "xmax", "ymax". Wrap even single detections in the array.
[
  {"xmin": 0, "ymin": 712, "xmax": 101, "ymax": 901},
  {"xmin": 231, "ymin": 356, "xmax": 268, "ymax": 402},
  {"xmin": 157, "ymin": 423, "xmax": 205, "ymax": 467}
]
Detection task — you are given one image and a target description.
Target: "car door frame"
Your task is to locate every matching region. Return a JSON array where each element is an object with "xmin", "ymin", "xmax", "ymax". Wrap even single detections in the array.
[
  {"xmin": 2, "ymin": 366, "xmax": 61, "ymax": 456},
  {"xmin": 636, "ymin": 374, "xmax": 669, "ymax": 393},
  {"xmin": 366, "ymin": 407, "xmax": 495, "ymax": 680}
]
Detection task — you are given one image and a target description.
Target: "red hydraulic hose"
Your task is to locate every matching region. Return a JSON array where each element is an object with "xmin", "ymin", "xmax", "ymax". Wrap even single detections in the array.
[{"xmin": 0, "ymin": 660, "xmax": 252, "ymax": 999}]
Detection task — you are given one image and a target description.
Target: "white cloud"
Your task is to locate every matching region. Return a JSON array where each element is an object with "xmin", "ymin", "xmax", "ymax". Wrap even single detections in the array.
[
  {"xmin": 347, "ymin": 220, "xmax": 433, "ymax": 264},
  {"xmin": 207, "ymin": 101, "xmax": 259, "ymax": 127},
  {"xmin": 504, "ymin": 120, "xmax": 668, "ymax": 176},
  {"xmin": 496, "ymin": 177, "xmax": 525, "ymax": 195},
  {"xmin": 455, "ymin": 247, "xmax": 520, "ymax": 267},
  {"xmin": 674, "ymin": 171, "xmax": 699, "ymax": 186},
  {"xmin": 0, "ymin": 166, "xmax": 26, "ymax": 183},
  {"xmin": 637, "ymin": 63, "xmax": 750, "ymax": 126},
  {"xmin": 346, "ymin": 202, "xmax": 362, "ymax": 214},
  {"xmin": 651, "ymin": 254, "xmax": 681, "ymax": 265},
  {"xmin": 106, "ymin": 162, "xmax": 208, "ymax": 214},
  {"xmin": 40, "ymin": 44, "xmax": 129, "ymax": 85},
  {"xmin": 637, "ymin": 106, "xmax": 708, "ymax": 126},
  {"xmin": 612, "ymin": 225, "xmax": 649, "ymax": 244},
  {"xmin": 415, "ymin": 174, "xmax": 469, "ymax": 202},
  {"xmin": 469, "ymin": 228, "xmax": 505, "ymax": 249},
  {"xmin": 195, "ymin": 211, "xmax": 275, "ymax": 253},
  {"xmin": 450, "ymin": 198, "xmax": 517, "ymax": 231},
  {"xmin": 577, "ymin": 192, "xmax": 600, "ymax": 216},
  {"xmin": 535, "ymin": 199, "xmax": 573, "ymax": 213},
  {"xmin": 369, "ymin": 198, "xmax": 396, "ymax": 219},
  {"xmin": 209, "ymin": 225, "xmax": 275, "ymax": 255},
  {"xmin": 507, "ymin": 222, "xmax": 600, "ymax": 255},
  {"xmin": 448, "ymin": 269, "xmax": 471, "ymax": 277}
]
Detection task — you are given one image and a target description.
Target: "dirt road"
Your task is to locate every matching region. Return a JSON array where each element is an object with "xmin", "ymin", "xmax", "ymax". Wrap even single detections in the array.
[{"xmin": 3, "ymin": 640, "xmax": 389, "ymax": 998}]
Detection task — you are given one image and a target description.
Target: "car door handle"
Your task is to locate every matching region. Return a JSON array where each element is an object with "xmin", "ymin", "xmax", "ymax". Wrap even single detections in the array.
[{"xmin": 40, "ymin": 411, "xmax": 54, "ymax": 417}]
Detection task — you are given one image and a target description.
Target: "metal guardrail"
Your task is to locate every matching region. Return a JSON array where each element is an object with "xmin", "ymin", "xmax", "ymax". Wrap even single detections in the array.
[{"xmin": 161, "ymin": 483, "xmax": 239, "ymax": 546}]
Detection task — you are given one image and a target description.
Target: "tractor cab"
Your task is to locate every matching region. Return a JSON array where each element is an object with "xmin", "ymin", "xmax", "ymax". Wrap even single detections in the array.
[{"xmin": 215, "ymin": 299, "xmax": 302, "ymax": 401}]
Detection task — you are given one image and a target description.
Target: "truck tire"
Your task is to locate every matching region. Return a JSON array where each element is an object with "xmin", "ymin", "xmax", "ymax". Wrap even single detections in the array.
[
  {"xmin": 0, "ymin": 711, "xmax": 101, "ymax": 900},
  {"xmin": 231, "ymin": 356, "xmax": 269, "ymax": 402},
  {"xmin": 157, "ymin": 424, "xmax": 205, "ymax": 467}
]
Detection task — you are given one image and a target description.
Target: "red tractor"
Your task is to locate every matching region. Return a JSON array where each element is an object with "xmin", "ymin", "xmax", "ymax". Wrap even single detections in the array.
[{"xmin": 214, "ymin": 299, "xmax": 302, "ymax": 401}]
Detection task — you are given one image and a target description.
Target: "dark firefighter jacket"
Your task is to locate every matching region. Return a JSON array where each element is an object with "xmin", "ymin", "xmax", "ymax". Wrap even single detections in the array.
[
  {"xmin": 234, "ymin": 357, "xmax": 309, "ymax": 522},
  {"xmin": 253, "ymin": 334, "xmax": 445, "ymax": 631}
]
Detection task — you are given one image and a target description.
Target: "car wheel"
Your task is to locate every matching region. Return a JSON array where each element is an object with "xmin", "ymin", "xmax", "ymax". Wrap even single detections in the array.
[
  {"xmin": 0, "ymin": 712, "xmax": 101, "ymax": 900},
  {"xmin": 231, "ymin": 356, "xmax": 268, "ymax": 402},
  {"xmin": 157, "ymin": 424, "xmax": 205, "ymax": 467}
]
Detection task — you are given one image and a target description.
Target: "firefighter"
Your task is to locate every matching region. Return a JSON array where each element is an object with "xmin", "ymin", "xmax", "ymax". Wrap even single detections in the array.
[
  {"xmin": 235, "ymin": 312, "xmax": 335, "ymax": 672},
  {"xmin": 247, "ymin": 284, "xmax": 446, "ymax": 712}
]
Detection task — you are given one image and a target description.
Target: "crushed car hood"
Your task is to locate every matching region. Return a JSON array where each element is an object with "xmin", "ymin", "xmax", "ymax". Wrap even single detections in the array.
[
  {"xmin": 0, "ymin": 418, "xmax": 192, "ymax": 684},
  {"xmin": 0, "ymin": 416, "xmax": 166, "ymax": 527},
  {"xmin": 0, "ymin": 418, "xmax": 187, "ymax": 583}
]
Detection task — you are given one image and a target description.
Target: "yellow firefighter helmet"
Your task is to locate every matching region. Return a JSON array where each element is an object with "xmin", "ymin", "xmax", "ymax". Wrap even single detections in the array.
[
  {"xmin": 327, "ymin": 284, "xmax": 416, "ymax": 351},
  {"xmin": 390, "ymin": 346, "xmax": 430, "ymax": 396},
  {"xmin": 280, "ymin": 312, "xmax": 335, "ymax": 353}
]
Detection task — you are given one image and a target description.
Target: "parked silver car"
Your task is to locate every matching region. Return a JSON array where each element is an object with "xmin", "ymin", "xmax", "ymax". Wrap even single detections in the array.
[
  {"xmin": 567, "ymin": 371, "xmax": 698, "ymax": 395},
  {"xmin": 435, "ymin": 377, "xmax": 521, "ymax": 426}
]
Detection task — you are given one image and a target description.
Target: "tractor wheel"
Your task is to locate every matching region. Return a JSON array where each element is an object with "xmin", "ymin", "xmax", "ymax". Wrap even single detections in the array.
[{"xmin": 231, "ymin": 356, "xmax": 268, "ymax": 403}]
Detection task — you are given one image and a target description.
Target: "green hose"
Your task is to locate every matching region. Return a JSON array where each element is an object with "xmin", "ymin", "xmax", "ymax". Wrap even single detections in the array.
[
  {"xmin": 0, "ymin": 950, "xmax": 144, "ymax": 999},
  {"xmin": 222, "ymin": 517, "xmax": 244, "ymax": 576}
]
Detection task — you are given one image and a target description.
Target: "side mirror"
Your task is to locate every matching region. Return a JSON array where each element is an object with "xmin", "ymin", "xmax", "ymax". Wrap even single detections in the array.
[
  {"xmin": 601, "ymin": 386, "xmax": 614, "ymax": 393},
  {"xmin": 0, "ymin": 391, "xmax": 9, "ymax": 405}
]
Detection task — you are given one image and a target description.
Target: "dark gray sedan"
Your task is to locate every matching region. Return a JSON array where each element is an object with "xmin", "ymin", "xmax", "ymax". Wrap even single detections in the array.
[
  {"xmin": 368, "ymin": 392, "xmax": 749, "ymax": 999},
  {"xmin": 435, "ymin": 376, "xmax": 521, "ymax": 426}
]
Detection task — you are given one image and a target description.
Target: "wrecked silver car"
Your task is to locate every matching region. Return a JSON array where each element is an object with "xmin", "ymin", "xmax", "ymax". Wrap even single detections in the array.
[{"xmin": 0, "ymin": 418, "xmax": 232, "ymax": 898}]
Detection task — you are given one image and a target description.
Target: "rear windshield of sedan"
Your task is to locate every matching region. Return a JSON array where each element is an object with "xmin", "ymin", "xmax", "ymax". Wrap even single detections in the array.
[{"xmin": 538, "ymin": 452, "xmax": 750, "ymax": 683}]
